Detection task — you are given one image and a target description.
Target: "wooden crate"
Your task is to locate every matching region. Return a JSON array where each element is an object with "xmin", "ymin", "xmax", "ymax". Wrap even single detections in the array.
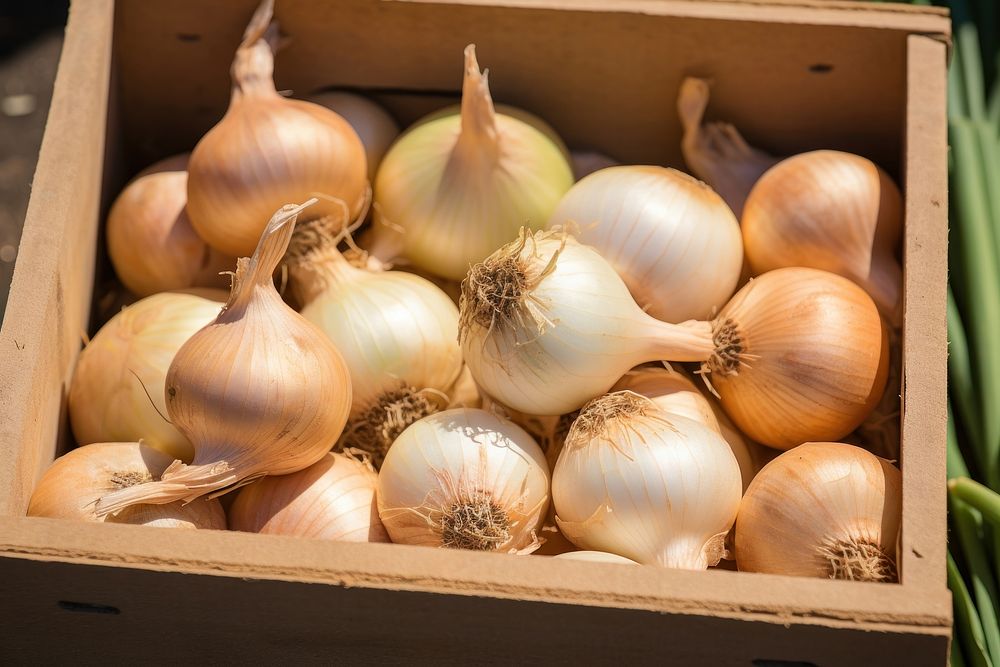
[{"xmin": 0, "ymin": 1, "xmax": 951, "ymax": 663}]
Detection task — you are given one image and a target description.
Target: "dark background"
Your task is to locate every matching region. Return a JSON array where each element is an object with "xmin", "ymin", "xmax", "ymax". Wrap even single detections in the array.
[{"xmin": 0, "ymin": 0, "xmax": 69, "ymax": 320}]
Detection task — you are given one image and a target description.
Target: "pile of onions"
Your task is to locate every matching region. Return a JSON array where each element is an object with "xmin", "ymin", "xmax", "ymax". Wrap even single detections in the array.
[
  {"xmin": 44, "ymin": 5, "xmax": 909, "ymax": 589},
  {"xmin": 95, "ymin": 201, "xmax": 352, "ymax": 515},
  {"xmin": 28, "ymin": 443, "xmax": 225, "ymax": 529},
  {"xmin": 547, "ymin": 166, "xmax": 742, "ymax": 322},
  {"xmin": 372, "ymin": 45, "xmax": 574, "ymax": 281},
  {"xmin": 69, "ymin": 289, "xmax": 226, "ymax": 462},
  {"xmin": 106, "ymin": 154, "xmax": 233, "ymax": 297},
  {"xmin": 186, "ymin": 0, "xmax": 368, "ymax": 257}
]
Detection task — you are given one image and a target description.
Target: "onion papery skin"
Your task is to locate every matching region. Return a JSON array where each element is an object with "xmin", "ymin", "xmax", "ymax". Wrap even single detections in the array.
[
  {"xmin": 27, "ymin": 442, "xmax": 225, "ymax": 529},
  {"xmin": 705, "ymin": 267, "xmax": 889, "ymax": 450},
  {"xmin": 306, "ymin": 91, "xmax": 400, "ymax": 182},
  {"xmin": 548, "ymin": 166, "xmax": 742, "ymax": 322},
  {"xmin": 742, "ymin": 150, "xmax": 903, "ymax": 323},
  {"xmin": 735, "ymin": 442, "xmax": 901, "ymax": 582},
  {"xmin": 107, "ymin": 154, "xmax": 234, "ymax": 297},
  {"xmin": 69, "ymin": 289, "xmax": 227, "ymax": 462},
  {"xmin": 377, "ymin": 408, "xmax": 550, "ymax": 553},
  {"xmin": 553, "ymin": 395, "xmax": 742, "ymax": 569},
  {"xmin": 459, "ymin": 230, "xmax": 715, "ymax": 416},
  {"xmin": 372, "ymin": 45, "xmax": 574, "ymax": 281},
  {"xmin": 229, "ymin": 452, "xmax": 389, "ymax": 543}
]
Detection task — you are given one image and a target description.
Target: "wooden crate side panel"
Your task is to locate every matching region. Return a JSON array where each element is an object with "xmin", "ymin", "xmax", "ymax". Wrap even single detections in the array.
[
  {"xmin": 0, "ymin": 554, "xmax": 949, "ymax": 666},
  {"xmin": 0, "ymin": 517, "xmax": 953, "ymax": 630},
  {"xmin": 0, "ymin": 0, "xmax": 114, "ymax": 517},
  {"xmin": 898, "ymin": 34, "xmax": 949, "ymax": 593}
]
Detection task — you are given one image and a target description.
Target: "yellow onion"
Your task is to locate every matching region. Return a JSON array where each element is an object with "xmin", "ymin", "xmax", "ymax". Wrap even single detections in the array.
[
  {"xmin": 229, "ymin": 452, "xmax": 388, "ymax": 542},
  {"xmin": 106, "ymin": 154, "xmax": 233, "ymax": 297},
  {"xmin": 69, "ymin": 289, "xmax": 226, "ymax": 462},
  {"xmin": 284, "ymin": 218, "xmax": 463, "ymax": 467},
  {"xmin": 95, "ymin": 202, "xmax": 352, "ymax": 515},
  {"xmin": 742, "ymin": 151, "xmax": 903, "ymax": 323},
  {"xmin": 28, "ymin": 442, "xmax": 225, "ymax": 529},
  {"xmin": 548, "ymin": 166, "xmax": 742, "ymax": 322},
  {"xmin": 703, "ymin": 267, "xmax": 889, "ymax": 450},
  {"xmin": 377, "ymin": 408, "xmax": 550, "ymax": 553},
  {"xmin": 735, "ymin": 442, "xmax": 901, "ymax": 582},
  {"xmin": 372, "ymin": 45, "xmax": 573, "ymax": 281},
  {"xmin": 186, "ymin": 0, "xmax": 367, "ymax": 257},
  {"xmin": 306, "ymin": 91, "xmax": 400, "ymax": 182}
]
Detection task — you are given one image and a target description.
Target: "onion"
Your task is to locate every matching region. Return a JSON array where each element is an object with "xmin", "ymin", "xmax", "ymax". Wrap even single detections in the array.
[
  {"xmin": 68, "ymin": 289, "xmax": 226, "ymax": 462},
  {"xmin": 553, "ymin": 392, "xmax": 741, "ymax": 568},
  {"xmin": 703, "ymin": 267, "xmax": 889, "ymax": 450},
  {"xmin": 28, "ymin": 442, "xmax": 225, "ymax": 529},
  {"xmin": 95, "ymin": 202, "xmax": 352, "ymax": 515},
  {"xmin": 186, "ymin": 1, "xmax": 368, "ymax": 257},
  {"xmin": 377, "ymin": 408, "xmax": 550, "ymax": 553},
  {"xmin": 229, "ymin": 452, "xmax": 389, "ymax": 543},
  {"xmin": 548, "ymin": 166, "xmax": 742, "ymax": 322},
  {"xmin": 735, "ymin": 442, "xmax": 901, "ymax": 582},
  {"xmin": 371, "ymin": 45, "xmax": 573, "ymax": 281},
  {"xmin": 106, "ymin": 154, "xmax": 233, "ymax": 297}
]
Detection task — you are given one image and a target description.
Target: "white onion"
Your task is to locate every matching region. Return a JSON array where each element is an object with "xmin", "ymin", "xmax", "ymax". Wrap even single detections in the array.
[
  {"xmin": 459, "ymin": 229, "xmax": 715, "ymax": 415},
  {"xmin": 377, "ymin": 408, "xmax": 550, "ymax": 553},
  {"xmin": 553, "ymin": 392, "xmax": 741, "ymax": 568},
  {"xmin": 547, "ymin": 166, "xmax": 742, "ymax": 322}
]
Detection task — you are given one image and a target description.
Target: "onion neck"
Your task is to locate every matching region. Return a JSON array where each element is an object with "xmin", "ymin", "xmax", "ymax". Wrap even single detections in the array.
[
  {"xmin": 677, "ymin": 77, "xmax": 779, "ymax": 217},
  {"xmin": 226, "ymin": 200, "xmax": 315, "ymax": 315},
  {"xmin": 231, "ymin": 0, "xmax": 280, "ymax": 102},
  {"xmin": 641, "ymin": 317, "xmax": 716, "ymax": 364},
  {"xmin": 455, "ymin": 44, "xmax": 500, "ymax": 164},
  {"xmin": 288, "ymin": 245, "xmax": 365, "ymax": 308}
]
